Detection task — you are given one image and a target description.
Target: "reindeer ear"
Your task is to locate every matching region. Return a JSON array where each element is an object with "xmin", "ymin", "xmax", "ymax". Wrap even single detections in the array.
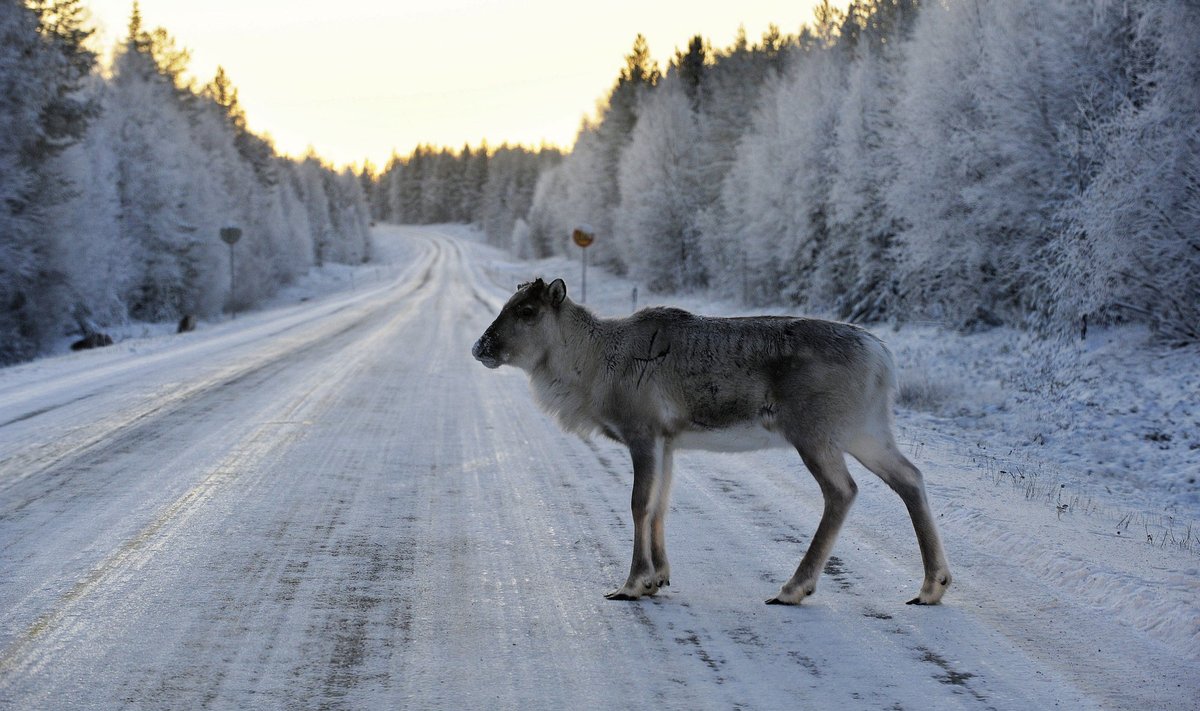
[{"xmin": 546, "ymin": 279, "xmax": 567, "ymax": 306}]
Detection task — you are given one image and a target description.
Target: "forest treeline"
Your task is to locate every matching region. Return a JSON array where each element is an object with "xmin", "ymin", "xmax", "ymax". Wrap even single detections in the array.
[
  {"xmin": 369, "ymin": 0, "xmax": 1199, "ymax": 344},
  {"xmin": 364, "ymin": 142, "xmax": 562, "ymax": 256},
  {"xmin": 1, "ymin": 1, "xmax": 373, "ymax": 365}
]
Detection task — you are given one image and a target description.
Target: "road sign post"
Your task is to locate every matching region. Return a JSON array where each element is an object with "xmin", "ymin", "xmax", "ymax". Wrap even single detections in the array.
[
  {"xmin": 572, "ymin": 226, "xmax": 594, "ymax": 304},
  {"xmin": 220, "ymin": 226, "xmax": 243, "ymax": 318}
]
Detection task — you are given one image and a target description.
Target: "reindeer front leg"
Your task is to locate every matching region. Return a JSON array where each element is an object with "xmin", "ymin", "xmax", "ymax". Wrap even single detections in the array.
[
  {"xmin": 650, "ymin": 439, "xmax": 674, "ymax": 589},
  {"xmin": 606, "ymin": 436, "xmax": 665, "ymax": 600}
]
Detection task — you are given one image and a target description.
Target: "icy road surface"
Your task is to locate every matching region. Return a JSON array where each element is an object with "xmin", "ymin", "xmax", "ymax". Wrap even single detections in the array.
[{"xmin": 1, "ymin": 226, "xmax": 1196, "ymax": 709}]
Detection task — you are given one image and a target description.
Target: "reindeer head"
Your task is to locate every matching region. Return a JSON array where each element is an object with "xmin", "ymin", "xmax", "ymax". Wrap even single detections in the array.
[{"xmin": 472, "ymin": 278, "xmax": 568, "ymax": 370}]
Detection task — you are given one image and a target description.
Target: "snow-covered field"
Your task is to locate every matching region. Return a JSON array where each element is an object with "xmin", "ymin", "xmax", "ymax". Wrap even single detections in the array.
[{"xmin": 1, "ymin": 225, "xmax": 1196, "ymax": 709}]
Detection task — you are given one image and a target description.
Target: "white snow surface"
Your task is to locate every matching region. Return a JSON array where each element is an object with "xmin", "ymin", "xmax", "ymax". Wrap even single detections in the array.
[{"xmin": 1, "ymin": 224, "xmax": 1196, "ymax": 709}]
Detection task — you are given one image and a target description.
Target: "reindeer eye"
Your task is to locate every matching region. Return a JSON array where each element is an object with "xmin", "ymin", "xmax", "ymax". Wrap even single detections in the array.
[{"xmin": 516, "ymin": 305, "xmax": 538, "ymax": 321}]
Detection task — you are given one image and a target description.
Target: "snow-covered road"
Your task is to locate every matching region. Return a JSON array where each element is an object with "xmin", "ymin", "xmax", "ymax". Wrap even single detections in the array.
[{"xmin": 1, "ymin": 226, "xmax": 1195, "ymax": 709}]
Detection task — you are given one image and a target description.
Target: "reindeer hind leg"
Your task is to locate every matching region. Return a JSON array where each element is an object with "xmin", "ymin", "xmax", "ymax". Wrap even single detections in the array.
[
  {"xmin": 768, "ymin": 440, "xmax": 858, "ymax": 605},
  {"xmin": 850, "ymin": 433, "xmax": 951, "ymax": 604}
]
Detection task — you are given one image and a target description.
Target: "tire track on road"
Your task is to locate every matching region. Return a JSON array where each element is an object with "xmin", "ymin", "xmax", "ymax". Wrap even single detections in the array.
[{"xmin": 0, "ymin": 240, "xmax": 446, "ymax": 698}]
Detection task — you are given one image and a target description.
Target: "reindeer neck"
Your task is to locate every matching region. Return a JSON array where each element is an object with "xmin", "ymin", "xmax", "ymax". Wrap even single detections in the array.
[{"xmin": 537, "ymin": 300, "xmax": 606, "ymax": 386}]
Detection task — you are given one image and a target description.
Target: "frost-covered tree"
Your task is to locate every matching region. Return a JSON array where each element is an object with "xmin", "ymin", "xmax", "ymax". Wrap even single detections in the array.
[
  {"xmin": 828, "ymin": 44, "xmax": 900, "ymax": 321},
  {"xmin": 884, "ymin": 0, "xmax": 995, "ymax": 325},
  {"xmin": 586, "ymin": 35, "xmax": 660, "ymax": 272},
  {"xmin": 1, "ymin": 1, "xmax": 59, "ymax": 361},
  {"xmin": 523, "ymin": 162, "xmax": 569, "ymax": 257},
  {"xmin": 0, "ymin": 2, "xmax": 373, "ymax": 364},
  {"xmin": 615, "ymin": 75, "xmax": 704, "ymax": 292},
  {"xmin": 0, "ymin": 0, "xmax": 99, "ymax": 361},
  {"xmin": 694, "ymin": 26, "xmax": 794, "ymax": 300},
  {"xmin": 294, "ymin": 154, "xmax": 335, "ymax": 267},
  {"xmin": 673, "ymin": 35, "xmax": 708, "ymax": 109},
  {"xmin": 108, "ymin": 14, "xmax": 226, "ymax": 320},
  {"xmin": 826, "ymin": 0, "xmax": 919, "ymax": 321},
  {"xmin": 715, "ymin": 15, "xmax": 846, "ymax": 308},
  {"xmin": 478, "ymin": 144, "xmax": 560, "ymax": 247},
  {"xmin": 327, "ymin": 168, "xmax": 373, "ymax": 264},
  {"xmin": 559, "ymin": 123, "xmax": 623, "ymax": 267},
  {"xmin": 1053, "ymin": 0, "xmax": 1200, "ymax": 344},
  {"xmin": 459, "ymin": 143, "xmax": 488, "ymax": 220},
  {"xmin": 43, "ymin": 92, "xmax": 131, "ymax": 332},
  {"xmin": 886, "ymin": 0, "xmax": 1107, "ymax": 328}
]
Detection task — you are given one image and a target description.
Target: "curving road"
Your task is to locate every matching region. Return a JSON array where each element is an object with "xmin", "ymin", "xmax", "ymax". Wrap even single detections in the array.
[{"xmin": 0, "ymin": 225, "xmax": 1194, "ymax": 709}]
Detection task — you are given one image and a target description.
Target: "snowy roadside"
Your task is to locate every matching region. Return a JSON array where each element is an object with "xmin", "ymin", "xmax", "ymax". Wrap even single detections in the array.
[{"xmin": 3, "ymin": 230, "xmax": 423, "ymax": 397}]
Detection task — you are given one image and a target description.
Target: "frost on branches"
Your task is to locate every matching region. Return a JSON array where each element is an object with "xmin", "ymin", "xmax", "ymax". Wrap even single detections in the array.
[{"xmin": 0, "ymin": 2, "xmax": 371, "ymax": 365}]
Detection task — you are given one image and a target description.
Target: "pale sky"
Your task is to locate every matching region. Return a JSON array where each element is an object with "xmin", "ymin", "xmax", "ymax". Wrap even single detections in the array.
[{"xmin": 84, "ymin": 1, "xmax": 838, "ymax": 168}]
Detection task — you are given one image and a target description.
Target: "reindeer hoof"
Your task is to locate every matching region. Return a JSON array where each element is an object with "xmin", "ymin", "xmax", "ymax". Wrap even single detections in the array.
[
  {"xmin": 605, "ymin": 579, "xmax": 659, "ymax": 601},
  {"xmin": 766, "ymin": 592, "xmax": 809, "ymax": 606},
  {"xmin": 906, "ymin": 594, "xmax": 943, "ymax": 606},
  {"xmin": 766, "ymin": 585, "xmax": 813, "ymax": 605},
  {"xmin": 907, "ymin": 573, "xmax": 951, "ymax": 605}
]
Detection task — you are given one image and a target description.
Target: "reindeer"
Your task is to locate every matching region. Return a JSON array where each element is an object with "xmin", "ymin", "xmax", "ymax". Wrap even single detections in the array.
[{"xmin": 472, "ymin": 278, "xmax": 950, "ymax": 605}]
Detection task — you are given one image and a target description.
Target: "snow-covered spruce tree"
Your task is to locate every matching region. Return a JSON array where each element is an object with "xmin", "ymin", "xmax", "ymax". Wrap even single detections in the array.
[
  {"xmin": 615, "ymin": 74, "xmax": 704, "ymax": 292},
  {"xmin": 519, "ymin": 37, "xmax": 661, "ymax": 271},
  {"xmin": 886, "ymin": 0, "xmax": 1107, "ymax": 329},
  {"xmin": 375, "ymin": 153, "xmax": 403, "ymax": 223},
  {"xmin": 108, "ymin": 12, "xmax": 227, "ymax": 321},
  {"xmin": 829, "ymin": 43, "xmax": 900, "ymax": 322},
  {"xmin": 785, "ymin": 31, "xmax": 850, "ymax": 313},
  {"xmin": 582, "ymin": 36, "xmax": 661, "ymax": 274},
  {"xmin": 396, "ymin": 147, "xmax": 427, "ymax": 224},
  {"xmin": 294, "ymin": 154, "xmax": 335, "ymax": 267},
  {"xmin": 0, "ymin": 1, "xmax": 56, "ymax": 362},
  {"xmin": 715, "ymin": 13, "xmax": 847, "ymax": 309},
  {"xmin": 478, "ymin": 144, "xmax": 560, "ymax": 248},
  {"xmin": 523, "ymin": 122, "xmax": 616, "ymax": 263},
  {"xmin": 694, "ymin": 26, "xmax": 792, "ymax": 301},
  {"xmin": 523, "ymin": 161, "xmax": 570, "ymax": 257},
  {"xmin": 272, "ymin": 162, "xmax": 315, "ymax": 278},
  {"xmin": 459, "ymin": 143, "xmax": 488, "ymax": 222},
  {"xmin": 42, "ymin": 86, "xmax": 131, "ymax": 334},
  {"xmin": 0, "ymin": 0, "xmax": 98, "ymax": 362},
  {"xmin": 1054, "ymin": 0, "xmax": 1200, "ymax": 344},
  {"xmin": 826, "ymin": 0, "xmax": 919, "ymax": 323},
  {"xmin": 886, "ymin": 0, "xmax": 995, "ymax": 327},
  {"xmin": 418, "ymin": 148, "xmax": 456, "ymax": 223},
  {"xmin": 327, "ymin": 168, "xmax": 373, "ymax": 264}
]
